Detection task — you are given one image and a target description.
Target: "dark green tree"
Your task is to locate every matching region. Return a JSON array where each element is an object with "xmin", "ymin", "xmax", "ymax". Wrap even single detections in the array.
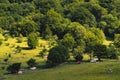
[
  {"xmin": 114, "ymin": 34, "xmax": 120, "ymax": 48},
  {"xmin": 93, "ymin": 44, "xmax": 107, "ymax": 61},
  {"xmin": 27, "ymin": 33, "xmax": 38, "ymax": 49},
  {"xmin": 47, "ymin": 45, "xmax": 69, "ymax": 67},
  {"xmin": 7, "ymin": 63, "xmax": 21, "ymax": 74},
  {"xmin": 73, "ymin": 46, "xmax": 84, "ymax": 61},
  {"xmin": 27, "ymin": 58, "xmax": 37, "ymax": 67},
  {"xmin": 60, "ymin": 33, "xmax": 75, "ymax": 50}
]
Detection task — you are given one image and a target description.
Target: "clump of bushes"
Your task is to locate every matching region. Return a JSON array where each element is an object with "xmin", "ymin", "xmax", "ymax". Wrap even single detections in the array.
[
  {"xmin": 16, "ymin": 37, "xmax": 23, "ymax": 43},
  {"xmin": 7, "ymin": 63, "xmax": 21, "ymax": 74},
  {"xmin": 46, "ymin": 45, "xmax": 70, "ymax": 67},
  {"xmin": 4, "ymin": 34, "xmax": 9, "ymax": 41},
  {"xmin": 0, "ymin": 39, "xmax": 3, "ymax": 45},
  {"xmin": 16, "ymin": 46, "xmax": 22, "ymax": 53},
  {"xmin": 27, "ymin": 58, "xmax": 37, "ymax": 68}
]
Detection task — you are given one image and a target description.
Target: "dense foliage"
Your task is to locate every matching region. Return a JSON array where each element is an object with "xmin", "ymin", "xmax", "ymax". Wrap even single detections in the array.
[
  {"xmin": 7, "ymin": 63, "xmax": 21, "ymax": 74},
  {"xmin": 47, "ymin": 45, "xmax": 69, "ymax": 67},
  {"xmin": 0, "ymin": 0, "xmax": 120, "ymax": 63}
]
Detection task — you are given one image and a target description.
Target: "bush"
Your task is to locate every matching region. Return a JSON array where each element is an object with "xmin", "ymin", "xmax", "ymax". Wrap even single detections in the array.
[
  {"xmin": 4, "ymin": 58, "xmax": 8, "ymax": 63},
  {"xmin": 47, "ymin": 45, "xmax": 69, "ymax": 67},
  {"xmin": 27, "ymin": 58, "xmax": 37, "ymax": 67},
  {"xmin": 4, "ymin": 34, "xmax": 9, "ymax": 41},
  {"xmin": 7, "ymin": 63, "xmax": 21, "ymax": 74},
  {"xmin": 27, "ymin": 33, "xmax": 38, "ymax": 49},
  {"xmin": 110, "ymin": 53, "xmax": 118, "ymax": 59},
  {"xmin": 16, "ymin": 46, "xmax": 22, "ymax": 53},
  {"xmin": 16, "ymin": 37, "xmax": 23, "ymax": 43},
  {"xmin": 74, "ymin": 55, "xmax": 83, "ymax": 61},
  {"xmin": 73, "ymin": 46, "xmax": 84, "ymax": 61},
  {"xmin": 0, "ymin": 39, "xmax": 2, "ymax": 45}
]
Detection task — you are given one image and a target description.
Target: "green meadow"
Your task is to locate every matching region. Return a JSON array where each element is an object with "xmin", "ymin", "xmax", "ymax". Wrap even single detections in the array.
[
  {"xmin": 0, "ymin": 60, "xmax": 120, "ymax": 80},
  {"xmin": 0, "ymin": 35, "xmax": 120, "ymax": 80}
]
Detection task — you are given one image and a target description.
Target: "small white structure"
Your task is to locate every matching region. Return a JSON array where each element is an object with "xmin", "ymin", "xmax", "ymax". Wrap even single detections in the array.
[
  {"xmin": 18, "ymin": 71, "xmax": 23, "ymax": 74},
  {"xmin": 90, "ymin": 58, "xmax": 98, "ymax": 63},
  {"xmin": 30, "ymin": 67, "xmax": 37, "ymax": 70}
]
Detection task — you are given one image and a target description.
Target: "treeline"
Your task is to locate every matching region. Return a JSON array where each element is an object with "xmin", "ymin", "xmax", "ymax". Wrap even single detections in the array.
[{"xmin": 0, "ymin": 0, "xmax": 120, "ymax": 65}]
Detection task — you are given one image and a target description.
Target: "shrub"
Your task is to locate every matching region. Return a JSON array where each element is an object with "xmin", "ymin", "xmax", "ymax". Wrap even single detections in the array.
[
  {"xmin": 47, "ymin": 45, "xmax": 69, "ymax": 67},
  {"xmin": 0, "ymin": 39, "xmax": 2, "ymax": 45},
  {"xmin": 27, "ymin": 33, "xmax": 38, "ymax": 49},
  {"xmin": 110, "ymin": 53, "xmax": 118, "ymax": 59},
  {"xmin": 27, "ymin": 58, "xmax": 37, "ymax": 67},
  {"xmin": 7, "ymin": 63, "xmax": 21, "ymax": 74},
  {"xmin": 4, "ymin": 58, "xmax": 8, "ymax": 63},
  {"xmin": 16, "ymin": 37, "xmax": 22, "ymax": 43},
  {"xmin": 4, "ymin": 34, "xmax": 9, "ymax": 41},
  {"xmin": 16, "ymin": 46, "xmax": 22, "ymax": 53},
  {"xmin": 73, "ymin": 46, "xmax": 84, "ymax": 61},
  {"xmin": 74, "ymin": 55, "xmax": 83, "ymax": 61}
]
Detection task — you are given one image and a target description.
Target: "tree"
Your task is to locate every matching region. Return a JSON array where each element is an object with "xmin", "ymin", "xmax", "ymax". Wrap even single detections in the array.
[
  {"xmin": 90, "ymin": 27, "xmax": 106, "ymax": 44},
  {"xmin": 7, "ymin": 63, "xmax": 21, "ymax": 74},
  {"xmin": 69, "ymin": 7, "xmax": 97, "ymax": 27},
  {"xmin": 73, "ymin": 46, "xmax": 84, "ymax": 61},
  {"xmin": 93, "ymin": 44, "xmax": 107, "ymax": 61},
  {"xmin": 39, "ymin": 48, "xmax": 47, "ymax": 58},
  {"xmin": 60, "ymin": 33, "xmax": 75, "ymax": 50},
  {"xmin": 27, "ymin": 58, "xmax": 37, "ymax": 67},
  {"xmin": 67, "ymin": 22, "xmax": 86, "ymax": 46},
  {"xmin": 114, "ymin": 34, "xmax": 120, "ymax": 48},
  {"xmin": 47, "ymin": 45, "xmax": 69, "ymax": 67},
  {"xmin": 27, "ymin": 33, "xmax": 38, "ymax": 49},
  {"xmin": 108, "ymin": 43, "xmax": 118, "ymax": 59},
  {"xmin": 101, "ymin": 14, "xmax": 119, "ymax": 38},
  {"xmin": 99, "ymin": 0, "xmax": 114, "ymax": 13},
  {"xmin": 33, "ymin": 0, "xmax": 63, "ymax": 14}
]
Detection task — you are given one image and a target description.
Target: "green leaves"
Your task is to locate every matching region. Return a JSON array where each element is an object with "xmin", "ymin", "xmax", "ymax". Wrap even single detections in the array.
[{"xmin": 27, "ymin": 33, "xmax": 38, "ymax": 49}]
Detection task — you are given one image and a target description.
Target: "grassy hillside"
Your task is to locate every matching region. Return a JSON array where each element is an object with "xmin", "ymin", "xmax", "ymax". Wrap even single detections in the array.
[{"xmin": 0, "ymin": 60, "xmax": 120, "ymax": 80}]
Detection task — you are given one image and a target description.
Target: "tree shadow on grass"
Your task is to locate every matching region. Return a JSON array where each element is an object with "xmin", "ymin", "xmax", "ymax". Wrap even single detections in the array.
[{"xmin": 21, "ymin": 47, "xmax": 32, "ymax": 50}]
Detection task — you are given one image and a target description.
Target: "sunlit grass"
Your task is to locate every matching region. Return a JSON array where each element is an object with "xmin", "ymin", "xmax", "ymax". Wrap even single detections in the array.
[{"xmin": 2, "ymin": 61, "xmax": 120, "ymax": 80}]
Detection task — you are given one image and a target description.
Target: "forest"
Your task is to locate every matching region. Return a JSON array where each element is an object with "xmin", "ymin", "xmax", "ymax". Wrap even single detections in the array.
[{"xmin": 0, "ymin": 0, "xmax": 120, "ymax": 80}]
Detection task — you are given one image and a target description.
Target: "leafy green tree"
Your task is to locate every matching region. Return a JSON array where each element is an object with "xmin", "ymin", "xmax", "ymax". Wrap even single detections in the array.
[
  {"xmin": 67, "ymin": 22, "xmax": 86, "ymax": 47},
  {"xmin": 7, "ymin": 63, "xmax": 21, "ymax": 74},
  {"xmin": 0, "ymin": 39, "xmax": 2, "ymax": 46},
  {"xmin": 93, "ymin": 44, "xmax": 107, "ymax": 61},
  {"xmin": 73, "ymin": 46, "xmax": 84, "ymax": 61},
  {"xmin": 108, "ymin": 44, "xmax": 118, "ymax": 59},
  {"xmin": 84, "ymin": 4, "xmax": 107, "ymax": 22},
  {"xmin": 101, "ymin": 14, "xmax": 119, "ymax": 37},
  {"xmin": 90, "ymin": 27, "xmax": 106, "ymax": 44},
  {"xmin": 47, "ymin": 45, "xmax": 69, "ymax": 67},
  {"xmin": 69, "ymin": 7, "xmax": 97, "ymax": 27},
  {"xmin": 60, "ymin": 33, "xmax": 75, "ymax": 50},
  {"xmin": 42, "ymin": 9, "xmax": 66, "ymax": 38},
  {"xmin": 114, "ymin": 34, "xmax": 120, "ymax": 48},
  {"xmin": 27, "ymin": 33, "xmax": 38, "ymax": 49},
  {"xmin": 39, "ymin": 48, "xmax": 47, "ymax": 58},
  {"xmin": 33, "ymin": 0, "xmax": 63, "ymax": 14},
  {"xmin": 99, "ymin": 0, "xmax": 114, "ymax": 13},
  {"xmin": 27, "ymin": 58, "xmax": 37, "ymax": 67},
  {"xmin": 0, "ymin": 0, "xmax": 9, "ymax": 3}
]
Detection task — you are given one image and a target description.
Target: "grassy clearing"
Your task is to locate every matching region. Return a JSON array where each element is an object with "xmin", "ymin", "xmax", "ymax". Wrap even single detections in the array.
[
  {"xmin": 1, "ymin": 61, "xmax": 120, "ymax": 80},
  {"xmin": 0, "ymin": 35, "xmax": 119, "ymax": 80},
  {"xmin": 0, "ymin": 37, "xmax": 49, "ymax": 65}
]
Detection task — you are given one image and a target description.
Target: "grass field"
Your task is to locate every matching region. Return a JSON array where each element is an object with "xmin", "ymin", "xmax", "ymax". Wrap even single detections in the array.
[
  {"xmin": 0, "ymin": 60, "xmax": 120, "ymax": 80},
  {"xmin": 1, "ymin": 34, "xmax": 119, "ymax": 80}
]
